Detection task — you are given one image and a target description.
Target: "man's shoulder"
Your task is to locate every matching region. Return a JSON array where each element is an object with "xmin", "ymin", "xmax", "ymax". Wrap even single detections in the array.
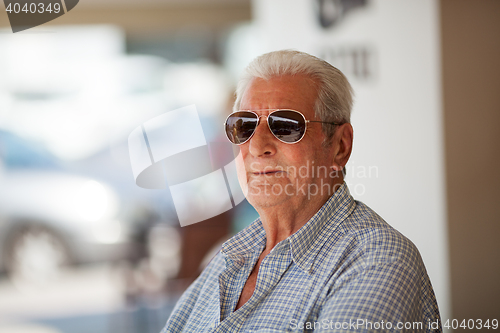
[
  {"xmin": 325, "ymin": 200, "xmax": 424, "ymax": 273},
  {"xmin": 346, "ymin": 199, "xmax": 389, "ymax": 230}
]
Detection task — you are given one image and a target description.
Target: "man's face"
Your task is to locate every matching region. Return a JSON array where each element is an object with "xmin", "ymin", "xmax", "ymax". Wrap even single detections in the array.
[{"xmin": 235, "ymin": 75, "xmax": 338, "ymax": 210}]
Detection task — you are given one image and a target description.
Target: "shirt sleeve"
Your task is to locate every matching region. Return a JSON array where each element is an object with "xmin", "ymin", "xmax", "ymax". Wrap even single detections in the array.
[
  {"xmin": 161, "ymin": 252, "xmax": 224, "ymax": 333},
  {"xmin": 315, "ymin": 233, "xmax": 441, "ymax": 332}
]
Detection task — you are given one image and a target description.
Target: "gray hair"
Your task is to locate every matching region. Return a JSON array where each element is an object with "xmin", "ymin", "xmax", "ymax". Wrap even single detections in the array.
[{"xmin": 234, "ymin": 50, "xmax": 354, "ymax": 141}]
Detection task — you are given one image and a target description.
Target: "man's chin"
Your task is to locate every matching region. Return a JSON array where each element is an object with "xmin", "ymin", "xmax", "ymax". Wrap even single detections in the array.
[{"xmin": 245, "ymin": 185, "xmax": 291, "ymax": 209}]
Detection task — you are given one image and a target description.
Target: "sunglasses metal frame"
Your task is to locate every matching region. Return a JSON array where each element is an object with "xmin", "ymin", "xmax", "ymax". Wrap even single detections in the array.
[{"xmin": 224, "ymin": 109, "xmax": 339, "ymax": 145}]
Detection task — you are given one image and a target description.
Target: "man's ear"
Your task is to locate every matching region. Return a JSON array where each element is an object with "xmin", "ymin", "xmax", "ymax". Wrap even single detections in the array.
[{"xmin": 331, "ymin": 123, "xmax": 353, "ymax": 172}]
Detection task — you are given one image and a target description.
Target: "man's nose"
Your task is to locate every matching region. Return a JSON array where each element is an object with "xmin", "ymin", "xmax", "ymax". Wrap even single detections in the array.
[{"xmin": 248, "ymin": 116, "xmax": 277, "ymax": 157}]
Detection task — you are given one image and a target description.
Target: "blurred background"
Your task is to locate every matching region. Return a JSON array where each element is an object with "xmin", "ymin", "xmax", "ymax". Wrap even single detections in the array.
[{"xmin": 0, "ymin": 0, "xmax": 498, "ymax": 332}]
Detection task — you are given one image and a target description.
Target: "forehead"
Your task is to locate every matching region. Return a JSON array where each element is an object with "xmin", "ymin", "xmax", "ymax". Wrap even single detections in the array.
[{"xmin": 240, "ymin": 75, "xmax": 318, "ymax": 116}]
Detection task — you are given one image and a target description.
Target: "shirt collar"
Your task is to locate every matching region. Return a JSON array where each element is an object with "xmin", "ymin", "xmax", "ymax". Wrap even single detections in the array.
[
  {"xmin": 222, "ymin": 216, "xmax": 266, "ymax": 258},
  {"xmin": 287, "ymin": 182, "xmax": 356, "ymax": 273},
  {"xmin": 221, "ymin": 183, "xmax": 355, "ymax": 272}
]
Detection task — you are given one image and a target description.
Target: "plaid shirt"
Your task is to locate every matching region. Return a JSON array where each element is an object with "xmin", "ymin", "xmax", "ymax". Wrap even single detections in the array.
[{"xmin": 162, "ymin": 183, "xmax": 441, "ymax": 332}]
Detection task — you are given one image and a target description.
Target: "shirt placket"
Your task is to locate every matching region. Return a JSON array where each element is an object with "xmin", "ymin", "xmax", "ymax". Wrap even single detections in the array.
[{"xmin": 216, "ymin": 241, "xmax": 294, "ymax": 332}]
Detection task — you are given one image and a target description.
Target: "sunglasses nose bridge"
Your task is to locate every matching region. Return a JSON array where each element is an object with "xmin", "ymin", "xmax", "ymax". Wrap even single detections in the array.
[
  {"xmin": 251, "ymin": 114, "xmax": 270, "ymax": 132},
  {"xmin": 252, "ymin": 114, "xmax": 273, "ymax": 137},
  {"xmin": 256, "ymin": 114, "xmax": 267, "ymax": 125}
]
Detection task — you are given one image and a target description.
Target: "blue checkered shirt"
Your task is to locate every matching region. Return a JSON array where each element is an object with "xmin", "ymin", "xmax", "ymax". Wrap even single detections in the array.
[{"xmin": 161, "ymin": 183, "xmax": 441, "ymax": 332}]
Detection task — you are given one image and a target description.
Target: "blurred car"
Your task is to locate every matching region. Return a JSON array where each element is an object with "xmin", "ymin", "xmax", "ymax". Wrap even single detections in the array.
[{"xmin": 0, "ymin": 129, "xmax": 148, "ymax": 288}]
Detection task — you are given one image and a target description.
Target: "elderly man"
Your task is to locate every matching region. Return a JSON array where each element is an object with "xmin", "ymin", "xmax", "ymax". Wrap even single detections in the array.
[{"xmin": 162, "ymin": 50, "xmax": 441, "ymax": 332}]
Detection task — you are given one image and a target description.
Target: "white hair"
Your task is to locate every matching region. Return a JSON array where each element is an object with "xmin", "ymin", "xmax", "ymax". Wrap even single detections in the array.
[{"xmin": 234, "ymin": 50, "xmax": 354, "ymax": 141}]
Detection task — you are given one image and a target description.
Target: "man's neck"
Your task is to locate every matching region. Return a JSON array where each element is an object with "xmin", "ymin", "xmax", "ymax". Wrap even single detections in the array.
[{"xmin": 256, "ymin": 179, "xmax": 343, "ymax": 251}]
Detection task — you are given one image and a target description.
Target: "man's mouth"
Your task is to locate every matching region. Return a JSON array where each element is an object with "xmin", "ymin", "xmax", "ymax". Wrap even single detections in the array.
[{"xmin": 253, "ymin": 170, "xmax": 283, "ymax": 175}]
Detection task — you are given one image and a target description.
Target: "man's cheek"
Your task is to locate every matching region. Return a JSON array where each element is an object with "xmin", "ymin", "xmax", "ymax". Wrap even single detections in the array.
[{"xmin": 235, "ymin": 152, "xmax": 249, "ymax": 197}]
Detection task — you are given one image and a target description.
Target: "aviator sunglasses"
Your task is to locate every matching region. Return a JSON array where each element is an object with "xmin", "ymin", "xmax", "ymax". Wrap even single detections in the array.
[{"xmin": 224, "ymin": 109, "xmax": 339, "ymax": 145}]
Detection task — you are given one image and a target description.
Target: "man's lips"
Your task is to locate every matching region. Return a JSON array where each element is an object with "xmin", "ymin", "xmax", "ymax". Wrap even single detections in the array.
[{"xmin": 252, "ymin": 170, "xmax": 283, "ymax": 175}]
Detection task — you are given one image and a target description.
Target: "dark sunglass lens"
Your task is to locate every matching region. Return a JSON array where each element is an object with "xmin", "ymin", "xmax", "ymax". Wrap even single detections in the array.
[
  {"xmin": 225, "ymin": 112, "xmax": 258, "ymax": 144},
  {"xmin": 268, "ymin": 110, "xmax": 306, "ymax": 143}
]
